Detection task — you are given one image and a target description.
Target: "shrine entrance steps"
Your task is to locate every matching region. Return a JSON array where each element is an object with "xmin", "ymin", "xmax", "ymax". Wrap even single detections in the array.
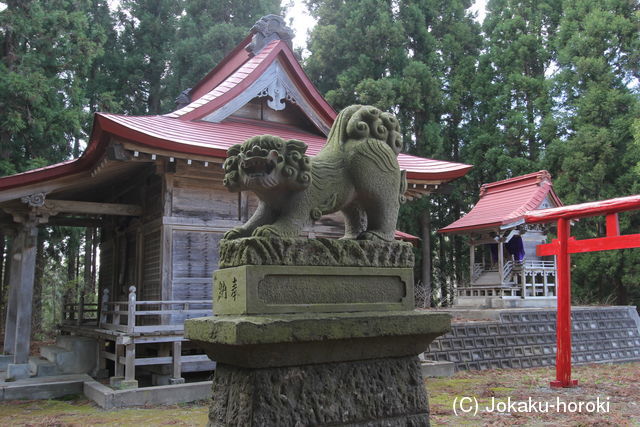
[{"xmin": 455, "ymin": 295, "xmax": 557, "ymax": 309}]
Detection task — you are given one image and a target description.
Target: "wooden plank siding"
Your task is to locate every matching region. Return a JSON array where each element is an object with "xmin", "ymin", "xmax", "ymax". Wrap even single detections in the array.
[
  {"xmin": 98, "ymin": 159, "xmax": 348, "ymax": 327},
  {"xmin": 138, "ymin": 227, "xmax": 162, "ymax": 325},
  {"xmin": 171, "ymin": 229, "xmax": 221, "ymax": 323}
]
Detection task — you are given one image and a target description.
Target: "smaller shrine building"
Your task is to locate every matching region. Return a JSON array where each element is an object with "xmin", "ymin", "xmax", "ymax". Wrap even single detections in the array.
[{"xmin": 440, "ymin": 171, "xmax": 562, "ymax": 308}]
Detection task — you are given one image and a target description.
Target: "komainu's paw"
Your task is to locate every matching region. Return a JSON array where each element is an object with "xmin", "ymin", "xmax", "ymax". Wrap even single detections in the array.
[
  {"xmin": 252, "ymin": 225, "xmax": 283, "ymax": 238},
  {"xmin": 357, "ymin": 230, "xmax": 394, "ymax": 242},
  {"xmin": 223, "ymin": 227, "xmax": 250, "ymax": 240}
]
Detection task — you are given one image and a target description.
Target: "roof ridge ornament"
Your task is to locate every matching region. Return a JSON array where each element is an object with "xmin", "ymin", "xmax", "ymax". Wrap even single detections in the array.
[
  {"xmin": 175, "ymin": 88, "xmax": 192, "ymax": 109},
  {"xmin": 246, "ymin": 14, "xmax": 294, "ymax": 56}
]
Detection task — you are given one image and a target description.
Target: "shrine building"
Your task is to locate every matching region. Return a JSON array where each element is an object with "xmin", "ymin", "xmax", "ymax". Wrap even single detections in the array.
[
  {"xmin": 0, "ymin": 16, "xmax": 471, "ymax": 385},
  {"xmin": 440, "ymin": 171, "xmax": 562, "ymax": 308}
]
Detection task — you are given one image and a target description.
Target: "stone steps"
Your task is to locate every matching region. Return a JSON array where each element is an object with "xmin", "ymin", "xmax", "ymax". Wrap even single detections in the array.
[
  {"xmin": 40, "ymin": 345, "xmax": 75, "ymax": 368},
  {"xmin": 28, "ymin": 356, "xmax": 59, "ymax": 377},
  {"xmin": 39, "ymin": 336, "xmax": 96, "ymax": 375}
]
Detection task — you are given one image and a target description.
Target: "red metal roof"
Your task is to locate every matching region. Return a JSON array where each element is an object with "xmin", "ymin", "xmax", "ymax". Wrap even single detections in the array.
[
  {"xmin": 166, "ymin": 39, "xmax": 336, "ymax": 128},
  {"xmin": 0, "ymin": 113, "xmax": 471, "ymax": 191},
  {"xmin": 97, "ymin": 113, "xmax": 471, "ymax": 180},
  {"xmin": 0, "ymin": 28, "xmax": 472, "ymax": 192},
  {"xmin": 440, "ymin": 171, "xmax": 563, "ymax": 234}
]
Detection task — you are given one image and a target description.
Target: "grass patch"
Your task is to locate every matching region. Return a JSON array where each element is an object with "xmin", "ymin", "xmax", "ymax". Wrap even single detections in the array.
[{"xmin": 1, "ymin": 362, "xmax": 638, "ymax": 426}]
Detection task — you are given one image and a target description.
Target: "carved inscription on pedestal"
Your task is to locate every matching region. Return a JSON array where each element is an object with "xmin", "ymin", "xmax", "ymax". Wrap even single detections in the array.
[{"xmin": 213, "ymin": 265, "xmax": 414, "ymax": 315}]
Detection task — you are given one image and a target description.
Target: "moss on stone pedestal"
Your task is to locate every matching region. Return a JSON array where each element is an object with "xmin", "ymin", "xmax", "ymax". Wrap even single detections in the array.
[
  {"xmin": 209, "ymin": 357, "xmax": 429, "ymax": 426},
  {"xmin": 185, "ymin": 311, "xmax": 451, "ymax": 369},
  {"xmin": 218, "ymin": 237, "xmax": 415, "ymax": 269}
]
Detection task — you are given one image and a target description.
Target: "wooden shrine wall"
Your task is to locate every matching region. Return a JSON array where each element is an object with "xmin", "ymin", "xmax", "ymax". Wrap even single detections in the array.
[{"xmin": 98, "ymin": 158, "xmax": 347, "ymax": 323}]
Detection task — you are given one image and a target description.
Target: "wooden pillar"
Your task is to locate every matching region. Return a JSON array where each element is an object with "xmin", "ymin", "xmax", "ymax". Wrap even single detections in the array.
[
  {"xmin": 469, "ymin": 244, "xmax": 475, "ymax": 284},
  {"xmin": 96, "ymin": 338, "xmax": 108, "ymax": 378},
  {"xmin": 497, "ymin": 239, "xmax": 504, "ymax": 285},
  {"xmin": 3, "ymin": 231, "xmax": 20, "ymax": 355},
  {"xmin": 172, "ymin": 340, "xmax": 182, "ymax": 380},
  {"xmin": 420, "ymin": 209, "xmax": 431, "ymax": 307},
  {"xmin": 124, "ymin": 343, "xmax": 136, "ymax": 381},
  {"xmin": 5, "ymin": 222, "xmax": 38, "ymax": 364},
  {"xmin": 115, "ymin": 343, "xmax": 124, "ymax": 377}
]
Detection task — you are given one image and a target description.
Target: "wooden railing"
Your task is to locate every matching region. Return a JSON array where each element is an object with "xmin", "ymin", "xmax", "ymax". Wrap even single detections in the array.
[
  {"xmin": 63, "ymin": 302, "xmax": 99, "ymax": 326},
  {"xmin": 98, "ymin": 287, "xmax": 213, "ymax": 334},
  {"xmin": 503, "ymin": 260, "xmax": 514, "ymax": 281},
  {"xmin": 518, "ymin": 260, "xmax": 557, "ymax": 297},
  {"xmin": 460, "ymin": 258, "xmax": 557, "ymax": 299},
  {"xmin": 472, "ymin": 263, "xmax": 484, "ymax": 282},
  {"xmin": 521, "ymin": 260, "xmax": 556, "ymax": 270}
]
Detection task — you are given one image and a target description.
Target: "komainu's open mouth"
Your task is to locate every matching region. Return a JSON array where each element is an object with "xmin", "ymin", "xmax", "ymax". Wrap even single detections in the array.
[{"xmin": 241, "ymin": 156, "xmax": 276, "ymax": 177}]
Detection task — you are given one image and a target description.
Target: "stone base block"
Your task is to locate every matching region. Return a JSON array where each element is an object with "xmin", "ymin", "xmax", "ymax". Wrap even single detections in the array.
[
  {"xmin": 150, "ymin": 373, "xmax": 186, "ymax": 386},
  {"xmin": 420, "ymin": 360, "xmax": 455, "ymax": 377},
  {"xmin": 6, "ymin": 363, "xmax": 30, "ymax": 381},
  {"xmin": 209, "ymin": 357, "xmax": 429, "ymax": 426},
  {"xmin": 109, "ymin": 376, "xmax": 138, "ymax": 390},
  {"xmin": 213, "ymin": 265, "xmax": 414, "ymax": 315},
  {"xmin": 0, "ymin": 355, "xmax": 13, "ymax": 371},
  {"xmin": 93, "ymin": 368, "xmax": 110, "ymax": 379},
  {"xmin": 186, "ymin": 311, "xmax": 451, "ymax": 368}
]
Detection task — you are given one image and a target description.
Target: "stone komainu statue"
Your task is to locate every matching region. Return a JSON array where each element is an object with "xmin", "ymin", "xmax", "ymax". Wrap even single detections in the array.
[{"xmin": 222, "ymin": 105, "xmax": 408, "ymax": 241}]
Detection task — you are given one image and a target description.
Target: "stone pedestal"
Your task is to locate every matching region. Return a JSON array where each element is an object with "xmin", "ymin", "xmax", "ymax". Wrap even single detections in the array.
[
  {"xmin": 6, "ymin": 363, "xmax": 30, "ymax": 381},
  {"xmin": 186, "ymin": 238, "xmax": 451, "ymax": 426}
]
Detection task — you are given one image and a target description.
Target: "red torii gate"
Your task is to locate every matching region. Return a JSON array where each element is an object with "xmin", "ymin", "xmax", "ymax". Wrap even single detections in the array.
[{"xmin": 524, "ymin": 194, "xmax": 640, "ymax": 388}]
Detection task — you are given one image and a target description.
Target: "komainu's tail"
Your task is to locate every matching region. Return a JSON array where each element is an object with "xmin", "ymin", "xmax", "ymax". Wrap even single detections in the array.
[{"xmin": 325, "ymin": 105, "xmax": 403, "ymax": 156}]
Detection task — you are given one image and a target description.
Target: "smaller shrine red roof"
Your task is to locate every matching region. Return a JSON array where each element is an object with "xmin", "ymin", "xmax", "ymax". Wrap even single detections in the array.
[
  {"xmin": 439, "ymin": 171, "xmax": 563, "ymax": 234},
  {"xmin": 394, "ymin": 230, "xmax": 419, "ymax": 245}
]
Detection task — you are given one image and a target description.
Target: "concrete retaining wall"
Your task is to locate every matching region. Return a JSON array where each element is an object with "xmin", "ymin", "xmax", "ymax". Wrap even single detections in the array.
[{"xmin": 425, "ymin": 306, "xmax": 640, "ymax": 371}]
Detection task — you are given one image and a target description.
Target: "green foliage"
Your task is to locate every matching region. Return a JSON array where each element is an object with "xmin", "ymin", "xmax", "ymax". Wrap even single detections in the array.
[
  {"xmin": 0, "ymin": 0, "xmax": 106, "ymax": 173},
  {"xmin": 305, "ymin": 0, "xmax": 640, "ymax": 306},
  {"xmin": 543, "ymin": 0, "xmax": 640, "ymax": 305},
  {"xmin": 1, "ymin": 0, "xmax": 639, "ymax": 311},
  {"xmin": 113, "ymin": 0, "xmax": 183, "ymax": 114},
  {"xmin": 306, "ymin": 0, "xmax": 483, "ymax": 303},
  {"xmin": 164, "ymin": 0, "xmax": 282, "ymax": 112}
]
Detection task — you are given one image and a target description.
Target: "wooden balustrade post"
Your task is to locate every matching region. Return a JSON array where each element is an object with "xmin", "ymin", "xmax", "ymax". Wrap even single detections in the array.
[
  {"xmin": 497, "ymin": 240, "xmax": 504, "ymax": 284},
  {"xmin": 99, "ymin": 288, "xmax": 109, "ymax": 328},
  {"xmin": 77, "ymin": 294, "xmax": 85, "ymax": 326},
  {"xmin": 127, "ymin": 286, "xmax": 136, "ymax": 334},
  {"xmin": 125, "ymin": 343, "xmax": 136, "ymax": 381},
  {"xmin": 469, "ymin": 244, "xmax": 475, "ymax": 284},
  {"xmin": 171, "ymin": 340, "xmax": 184, "ymax": 384},
  {"xmin": 115, "ymin": 343, "xmax": 124, "ymax": 377},
  {"xmin": 113, "ymin": 303, "xmax": 120, "ymax": 327}
]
